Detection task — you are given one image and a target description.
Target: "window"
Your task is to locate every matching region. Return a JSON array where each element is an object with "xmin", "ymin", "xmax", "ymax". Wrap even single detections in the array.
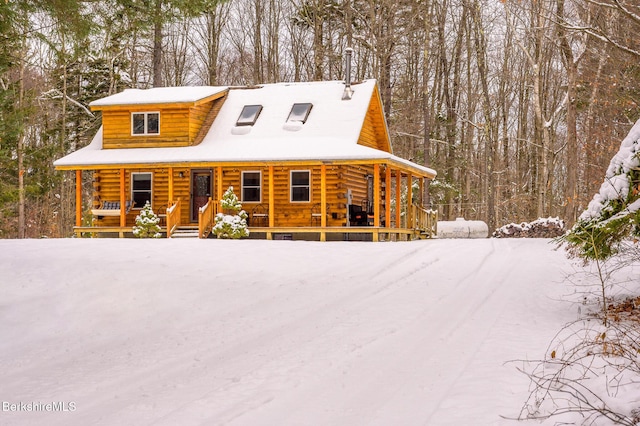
[
  {"xmin": 290, "ymin": 170, "xmax": 310, "ymax": 202},
  {"xmin": 236, "ymin": 105, "xmax": 263, "ymax": 126},
  {"xmin": 242, "ymin": 171, "xmax": 262, "ymax": 202},
  {"xmin": 132, "ymin": 112, "xmax": 160, "ymax": 135},
  {"xmin": 131, "ymin": 172, "xmax": 152, "ymax": 208},
  {"xmin": 287, "ymin": 103, "xmax": 313, "ymax": 124}
]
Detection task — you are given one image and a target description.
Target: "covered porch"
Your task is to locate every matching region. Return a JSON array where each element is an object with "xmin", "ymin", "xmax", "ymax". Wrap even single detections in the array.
[{"xmin": 68, "ymin": 158, "xmax": 437, "ymax": 241}]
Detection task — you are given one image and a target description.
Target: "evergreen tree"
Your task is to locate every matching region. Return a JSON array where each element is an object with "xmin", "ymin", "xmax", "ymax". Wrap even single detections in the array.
[
  {"xmin": 132, "ymin": 201, "xmax": 162, "ymax": 238},
  {"xmin": 563, "ymin": 119, "xmax": 640, "ymax": 260},
  {"xmin": 212, "ymin": 186, "xmax": 249, "ymax": 239}
]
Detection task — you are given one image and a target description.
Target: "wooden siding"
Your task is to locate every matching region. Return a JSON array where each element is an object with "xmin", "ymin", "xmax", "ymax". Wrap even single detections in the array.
[
  {"xmin": 188, "ymin": 103, "xmax": 211, "ymax": 143},
  {"xmin": 102, "ymin": 108, "xmax": 191, "ymax": 149},
  {"xmin": 357, "ymin": 112, "xmax": 380, "ymax": 150},
  {"xmin": 100, "ymin": 94, "xmax": 227, "ymax": 149},
  {"xmin": 92, "ymin": 169, "xmax": 131, "ymax": 226},
  {"xmin": 92, "ymin": 168, "xmax": 192, "ymax": 226},
  {"xmin": 91, "ymin": 164, "xmax": 380, "ymax": 228},
  {"xmin": 219, "ymin": 166, "xmax": 347, "ymax": 228},
  {"xmin": 192, "ymin": 96, "xmax": 226, "ymax": 146},
  {"xmin": 343, "ymin": 164, "xmax": 373, "ymax": 208},
  {"xmin": 356, "ymin": 86, "xmax": 391, "ymax": 153}
]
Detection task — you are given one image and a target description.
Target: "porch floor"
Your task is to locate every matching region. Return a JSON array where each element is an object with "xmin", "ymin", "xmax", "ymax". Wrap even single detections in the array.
[{"xmin": 72, "ymin": 225, "xmax": 433, "ymax": 241}]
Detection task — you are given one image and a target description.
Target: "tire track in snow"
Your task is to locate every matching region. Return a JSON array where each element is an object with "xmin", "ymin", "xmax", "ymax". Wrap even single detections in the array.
[
  {"xmin": 46, "ymin": 243, "xmax": 446, "ymax": 426},
  {"xmin": 249, "ymin": 239, "xmax": 523, "ymax": 426},
  {"xmin": 364, "ymin": 239, "xmax": 528, "ymax": 425},
  {"xmin": 220, "ymin": 240, "xmax": 516, "ymax": 425},
  {"xmin": 2, "ymin": 239, "xmax": 563, "ymax": 426}
]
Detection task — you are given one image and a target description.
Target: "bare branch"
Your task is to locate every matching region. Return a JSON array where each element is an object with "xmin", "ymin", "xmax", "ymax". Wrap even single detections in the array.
[
  {"xmin": 39, "ymin": 89, "xmax": 95, "ymax": 118},
  {"xmin": 584, "ymin": 0, "xmax": 640, "ymax": 26}
]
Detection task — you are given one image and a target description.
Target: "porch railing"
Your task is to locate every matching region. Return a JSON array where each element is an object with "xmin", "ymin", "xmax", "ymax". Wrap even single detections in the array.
[
  {"xmin": 166, "ymin": 199, "xmax": 181, "ymax": 237},
  {"xmin": 198, "ymin": 197, "xmax": 216, "ymax": 239},
  {"xmin": 410, "ymin": 204, "xmax": 438, "ymax": 238}
]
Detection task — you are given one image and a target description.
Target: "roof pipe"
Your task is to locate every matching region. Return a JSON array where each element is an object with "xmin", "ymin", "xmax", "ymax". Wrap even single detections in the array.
[{"xmin": 342, "ymin": 47, "xmax": 354, "ymax": 101}]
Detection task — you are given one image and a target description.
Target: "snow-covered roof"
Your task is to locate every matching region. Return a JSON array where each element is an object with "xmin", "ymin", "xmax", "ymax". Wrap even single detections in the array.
[
  {"xmin": 55, "ymin": 80, "xmax": 436, "ymax": 177},
  {"xmin": 89, "ymin": 86, "xmax": 228, "ymax": 107}
]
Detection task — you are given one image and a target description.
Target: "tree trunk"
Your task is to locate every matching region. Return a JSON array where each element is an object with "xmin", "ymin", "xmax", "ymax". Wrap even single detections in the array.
[
  {"xmin": 557, "ymin": 0, "xmax": 578, "ymax": 224},
  {"xmin": 422, "ymin": 0, "xmax": 432, "ymax": 208},
  {"xmin": 469, "ymin": 0, "xmax": 496, "ymax": 230},
  {"xmin": 17, "ymin": 27, "xmax": 26, "ymax": 239},
  {"xmin": 313, "ymin": 0, "xmax": 324, "ymax": 80},
  {"xmin": 152, "ymin": 0, "xmax": 163, "ymax": 87},
  {"xmin": 253, "ymin": 0, "xmax": 263, "ymax": 83}
]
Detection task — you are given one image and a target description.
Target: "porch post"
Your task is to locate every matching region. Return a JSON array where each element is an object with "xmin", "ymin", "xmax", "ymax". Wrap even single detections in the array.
[
  {"xmin": 216, "ymin": 166, "xmax": 223, "ymax": 210},
  {"xmin": 119, "ymin": 168, "xmax": 126, "ymax": 236},
  {"xmin": 395, "ymin": 170, "xmax": 402, "ymax": 231},
  {"xmin": 373, "ymin": 163, "xmax": 380, "ymax": 242},
  {"xmin": 75, "ymin": 170, "xmax": 82, "ymax": 228},
  {"xmin": 407, "ymin": 173, "xmax": 413, "ymax": 237},
  {"xmin": 385, "ymin": 165, "xmax": 391, "ymax": 233},
  {"xmin": 268, "ymin": 165, "xmax": 274, "ymax": 240},
  {"xmin": 168, "ymin": 167, "xmax": 174, "ymax": 203},
  {"xmin": 320, "ymin": 164, "xmax": 327, "ymax": 241}
]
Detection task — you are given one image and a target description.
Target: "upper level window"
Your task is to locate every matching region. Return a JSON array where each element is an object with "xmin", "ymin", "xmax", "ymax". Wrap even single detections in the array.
[
  {"xmin": 236, "ymin": 105, "xmax": 263, "ymax": 126},
  {"xmin": 290, "ymin": 170, "xmax": 310, "ymax": 202},
  {"xmin": 287, "ymin": 103, "xmax": 313, "ymax": 124},
  {"xmin": 131, "ymin": 172, "xmax": 152, "ymax": 208},
  {"xmin": 132, "ymin": 112, "xmax": 160, "ymax": 135},
  {"xmin": 242, "ymin": 171, "xmax": 262, "ymax": 202}
]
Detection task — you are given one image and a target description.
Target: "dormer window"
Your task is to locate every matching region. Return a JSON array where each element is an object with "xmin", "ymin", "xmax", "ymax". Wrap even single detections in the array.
[
  {"xmin": 287, "ymin": 103, "xmax": 313, "ymax": 124},
  {"xmin": 236, "ymin": 105, "xmax": 263, "ymax": 126},
  {"xmin": 132, "ymin": 112, "xmax": 160, "ymax": 135}
]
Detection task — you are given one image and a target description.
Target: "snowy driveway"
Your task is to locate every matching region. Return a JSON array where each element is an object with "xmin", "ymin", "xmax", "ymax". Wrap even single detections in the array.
[{"xmin": 0, "ymin": 238, "xmax": 576, "ymax": 425}]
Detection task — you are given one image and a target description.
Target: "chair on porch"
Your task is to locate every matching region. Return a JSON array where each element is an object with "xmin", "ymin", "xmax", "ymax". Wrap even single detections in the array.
[
  {"xmin": 362, "ymin": 199, "xmax": 375, "ymax": 226},
  {"xmin": 349, "ymin": 204, "xmax": 368, "ymax": 226},
  {"xmin": 91, "ymin": 198, "xmax": 134, "ymax": 218},
  {"xmin": 155, "ymin": 205, "xmax": 167, "ymax": 227},
  {"xmin": 311, "ymin": 203, "xmax": 330, "ymax": 226},
  {"xmin": 250, "ymin": 204, "xmax": 269, "ymax": 227}
]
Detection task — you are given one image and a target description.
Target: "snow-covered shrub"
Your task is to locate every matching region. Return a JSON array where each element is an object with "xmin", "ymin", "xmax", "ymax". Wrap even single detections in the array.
[
  {"xmin": 564, "ymin": 119, "xmax": 640, "ymax": 260},
  {"xmin": 220, "ymin": 185, "xmax": 242, "ymax": 212},
  {"xmin": 132, "ymin": 201, "xmax": 162, "ymax": 238},
  {"xmin": 492, "ymin": 217, "xmax": 565, "ymax": 238},
  {"xmin": 212, "ymin": 187, "xmax": 249, "ymax": 239}
]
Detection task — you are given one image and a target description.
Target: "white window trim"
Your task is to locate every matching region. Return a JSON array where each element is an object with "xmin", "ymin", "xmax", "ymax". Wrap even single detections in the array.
[
  {"xmin": 241, "ymin": 170, "xmax": 262, "ymax": 203},
  {"xmin": 290, "ymin": 170, "xmax": 311, "ymax": 203},
  {"xmin": 131, "ymin": 112, "xmax": 160, "ymax": 136},
  {"xmin": 131, "ymin": 172, "xmax": 153, "ymax": 210}
]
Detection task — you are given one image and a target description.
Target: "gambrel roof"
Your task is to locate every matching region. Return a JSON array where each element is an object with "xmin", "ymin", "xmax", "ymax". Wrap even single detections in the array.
[{"xmin": 54, "ymin": 80, "xmax": 436, "ymax": 178}]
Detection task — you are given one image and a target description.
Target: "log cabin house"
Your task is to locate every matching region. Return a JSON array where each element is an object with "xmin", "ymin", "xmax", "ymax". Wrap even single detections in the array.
[{"xmin": 54, "ymin": 79, "xmax": 437, "ymax": 241}]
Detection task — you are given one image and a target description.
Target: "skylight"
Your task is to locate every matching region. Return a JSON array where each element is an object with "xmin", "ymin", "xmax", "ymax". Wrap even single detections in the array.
[
  {"xmin": 287, "ymin": 103, "xmax": 313, "ymax": 124},
  {"xmin": 236, "ymin": 105, "xmax": 263, "ymax": 126}
]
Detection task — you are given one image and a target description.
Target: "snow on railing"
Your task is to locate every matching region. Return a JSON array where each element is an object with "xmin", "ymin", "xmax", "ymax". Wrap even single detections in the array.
[
  {"xmin": 166, "ymin": 199, "xmax": 181, "ymax": 238},
  {"xmin": 198, "ymin": 198, "xmax": 216, "ymax": 239},
  {"xmin": 410, "ymin": 204, "xmax": 438, "ymax": 238}
]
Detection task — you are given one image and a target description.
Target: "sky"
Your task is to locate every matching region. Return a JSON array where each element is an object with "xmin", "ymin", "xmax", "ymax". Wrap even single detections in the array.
[{"xmin": 1, "ymin": 238, "xmax": 638, "ymax": 425}]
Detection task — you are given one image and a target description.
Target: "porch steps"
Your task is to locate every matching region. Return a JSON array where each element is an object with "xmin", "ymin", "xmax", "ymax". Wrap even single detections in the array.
[{"xmin": 170, "ymin": 226, "xmax": 200, "ymax": 239}]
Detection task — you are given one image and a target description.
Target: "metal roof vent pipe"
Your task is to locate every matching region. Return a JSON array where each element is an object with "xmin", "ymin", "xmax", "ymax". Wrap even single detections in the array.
[{"xmin": 342, "ymin": 47, "xmax": 354, "ymax": 101}]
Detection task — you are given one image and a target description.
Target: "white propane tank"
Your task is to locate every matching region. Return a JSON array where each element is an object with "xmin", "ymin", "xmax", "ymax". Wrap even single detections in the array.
[{"xmin": 437, "ymin": 217, "xmax": 489, "ymax": 239}]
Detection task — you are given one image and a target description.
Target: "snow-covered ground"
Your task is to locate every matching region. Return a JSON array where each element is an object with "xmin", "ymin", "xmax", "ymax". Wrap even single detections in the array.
[{"xmin": 0, "ymin": 238, "xmax": 621, "ymax": 425}]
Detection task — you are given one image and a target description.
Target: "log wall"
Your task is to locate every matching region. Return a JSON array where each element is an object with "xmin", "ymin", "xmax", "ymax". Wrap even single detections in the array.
[
  {"xmin": 100, "ymin": 100, "xmax": 220, "ymax": 149},
  {"xmin": 92, "ymin": 164, "xmax": 379, "ymax": 228}
]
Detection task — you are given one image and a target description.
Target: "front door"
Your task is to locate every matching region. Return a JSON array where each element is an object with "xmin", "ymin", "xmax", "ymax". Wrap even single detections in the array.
[{"xmin": 191, "ymin": 170, "xmax": 212, "ymax": 222}]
